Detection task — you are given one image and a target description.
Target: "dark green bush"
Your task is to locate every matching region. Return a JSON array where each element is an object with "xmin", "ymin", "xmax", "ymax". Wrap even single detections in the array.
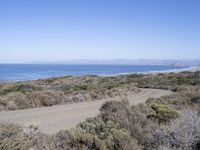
[{"xmin": 190, "ymin": 95, "xmax": 200, "ymax": 103}]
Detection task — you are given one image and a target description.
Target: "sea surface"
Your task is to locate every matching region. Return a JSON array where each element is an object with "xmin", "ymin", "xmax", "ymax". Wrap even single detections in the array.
[{"xmin": 0, "ymin": 64, "xmax": 192, "ymax": 81}]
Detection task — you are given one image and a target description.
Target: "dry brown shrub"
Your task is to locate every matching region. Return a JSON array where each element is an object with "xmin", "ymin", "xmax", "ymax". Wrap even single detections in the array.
[
  {"xmin": 0, "ymin": 123, "xmax": 35, "ymax": 150},
  {"xmin": 150, "ymin": 110, "xmax": 200, "ymax": 150}
]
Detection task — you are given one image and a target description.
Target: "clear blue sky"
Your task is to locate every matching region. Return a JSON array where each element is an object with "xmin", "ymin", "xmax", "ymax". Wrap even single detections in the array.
[{"xmin": 0, "ymin": 0, "xmax": 200, "ymax": 63}]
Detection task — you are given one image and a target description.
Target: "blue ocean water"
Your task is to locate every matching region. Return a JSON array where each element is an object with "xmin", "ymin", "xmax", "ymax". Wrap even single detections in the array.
[{"xmin": 0, "ymin": 64, "xmax": 189, "ymax": 81}]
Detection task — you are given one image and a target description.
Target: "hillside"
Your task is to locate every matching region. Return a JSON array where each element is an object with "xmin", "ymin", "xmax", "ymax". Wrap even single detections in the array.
[{"xmin": 0, "ymin": 71, "xmax": 200, "ymax": 150}]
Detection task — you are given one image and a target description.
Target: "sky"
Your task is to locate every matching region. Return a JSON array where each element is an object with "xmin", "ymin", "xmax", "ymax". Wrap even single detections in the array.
[{"xmin": 0, "ymin": 0, "xmax": 200, "ymax": 63}]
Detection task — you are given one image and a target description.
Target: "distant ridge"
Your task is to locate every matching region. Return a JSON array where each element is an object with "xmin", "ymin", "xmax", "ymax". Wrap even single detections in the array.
[{"xmin": 25, "ymin": 59, "xmax": 200, "ymax": 66}]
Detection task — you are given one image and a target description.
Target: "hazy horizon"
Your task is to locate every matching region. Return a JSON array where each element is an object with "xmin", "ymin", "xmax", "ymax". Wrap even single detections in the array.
[
  {"xmin": 1, "ymin": 0, "xmax": 200, "ymax": 63},
  {"xmin": 0, "ymin": 59, "xmax": 200, "ymax": 67}
]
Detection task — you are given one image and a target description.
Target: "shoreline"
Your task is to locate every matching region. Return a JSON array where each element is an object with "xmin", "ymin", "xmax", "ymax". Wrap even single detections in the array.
[
  {"xmin": 147, "ymin": 66, "xmax": 200, "ymax": 74},
  {"xmin": 104, "ymin": 66, "xmax": 200, "ymax": 76}
]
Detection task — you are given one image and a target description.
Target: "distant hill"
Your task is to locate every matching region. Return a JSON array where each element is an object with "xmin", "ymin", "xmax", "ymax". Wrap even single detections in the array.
[{"xmin": 34, "ymin": 59, "xmax": 200, "ymax": 66}]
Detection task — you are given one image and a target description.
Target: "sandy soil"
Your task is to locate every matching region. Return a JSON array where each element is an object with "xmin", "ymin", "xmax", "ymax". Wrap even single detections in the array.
[{"xmin": 0, "ymin": 88, "xmax": 172, "ymax": 134}]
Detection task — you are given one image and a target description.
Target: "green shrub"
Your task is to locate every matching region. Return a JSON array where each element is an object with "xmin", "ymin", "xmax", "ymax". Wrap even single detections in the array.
[
  {"xmin": 100, "ymin": 101, "xmax": 156, "ymax": 146},
  {"xmin": 69, "ymin": 128, "xmax": 107, "ymax": 150},
  {"xmin": 46, "ymin": 78, "xmax": 57, "ymax": 83},
  {"xmin": 190, "ymin": 95, "xmax": 200, "ymax": 103},
  {"xmin": 76, "ymin": 116, "xmax": 137, "ymax": 150},
  {"xmin": 150, "ymin": 103, "xmax": 179, "ymax": 123},
  {"xmin": 0, "ymin": 83, "xmax": 41, "ymax": 95}
]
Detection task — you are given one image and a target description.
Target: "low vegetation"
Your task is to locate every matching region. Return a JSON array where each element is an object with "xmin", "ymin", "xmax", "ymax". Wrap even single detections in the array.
[
  {"xmin": 1, "ymin": 99, "xmax": 199, "ymax": 150},
  {"xmin": 132, "ymin": 71, "xmax": 200, "ymax": 90},
  {"xmin": 150, "ymin": 103, "xmax": 179, "ymax": 123},
  {"xmin": 0, "ymin": 76, "xmax": 140, "ymax": 111},
  {"xmin": 1, "ymin": 71, "xmax": 200, "ymax": 111},
  {"xmin": 0, "ymin": 71, "xmax": 200, "ymax": 149},
  {"xmin": 0, "ymin": 123, "xmax": 35, "ymax": 150}
]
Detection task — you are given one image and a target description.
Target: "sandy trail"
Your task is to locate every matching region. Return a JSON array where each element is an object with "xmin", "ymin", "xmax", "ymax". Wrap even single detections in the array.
[{"xmin": 0, "ymin": 88, "xmax": 172, "ymax": 134}]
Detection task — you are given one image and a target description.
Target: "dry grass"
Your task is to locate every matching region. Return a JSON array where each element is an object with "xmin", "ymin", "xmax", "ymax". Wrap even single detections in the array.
[{"xmin": 0, "ymin": 123, "xmax": 35, "ymax": 150}]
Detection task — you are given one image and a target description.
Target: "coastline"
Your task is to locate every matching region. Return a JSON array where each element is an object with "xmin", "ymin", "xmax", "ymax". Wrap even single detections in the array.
[
  {"xmin": 101, "ymin": 66, "xmax": 200, "ymax": 77},
  {"xmin": 147, "ymin": 66, "xmax": 200, "ymax": 74},
  {"xmin": 0, "ymin": 66, "xmax": 200, "ymax": 83}
]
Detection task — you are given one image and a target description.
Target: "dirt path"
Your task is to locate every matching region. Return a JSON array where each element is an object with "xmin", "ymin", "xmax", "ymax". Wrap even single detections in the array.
[{"xmin": 0, "ymin": 88, "xmax": 172, "ymax": 134}]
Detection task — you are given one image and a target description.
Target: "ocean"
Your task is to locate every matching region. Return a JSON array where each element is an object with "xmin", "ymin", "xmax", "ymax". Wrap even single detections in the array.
[{"xmin": 0, "ymin": 64, "xmax": 191, "ymax": 81}]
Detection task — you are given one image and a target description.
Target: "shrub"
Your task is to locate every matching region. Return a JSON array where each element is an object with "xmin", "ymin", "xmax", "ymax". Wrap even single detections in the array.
[
  {"xmin": 0, "ymin": 90, "xmax": 66, "ymax": 111},
  {"xmin": 0, "ymin": 123, "xmax": 35, "ymax": 150},
  {"xmin": 100, "ymin": 100, "xmax": 156, "ymax": 146},
  {"xmin": 76, "ymin": 116, "xmax": 139, "ymax": 150},
  {"xmin": 0, "ymin": 83, "xmax": 41, "ymax": 95},
  {"xmin": 150, "ymin": 103, "xmax": 179, "ymax": 123},
  {"xmin": 190, "ymin": 95, "xmax": 200, "ymax": 104},
  {"xmin": 150, "ymin": 111, "xmax": 200, "ymax": 150},
  {"xmin": 68, "ymin": 128, "xmax": 107, "ymax": 150},
  {"xmin": 0, "ymin": 92, "xmax": 28, "ymax": 110},
  {"xmin": 26, "ymin": 90, "xmax": 63, "ymax": 107}
]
